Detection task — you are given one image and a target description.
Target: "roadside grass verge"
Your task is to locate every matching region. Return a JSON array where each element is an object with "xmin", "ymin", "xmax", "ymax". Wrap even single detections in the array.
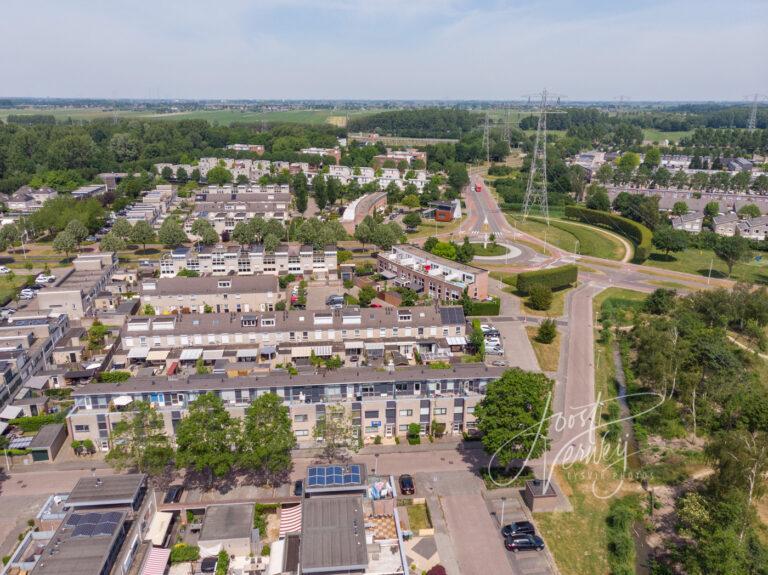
[{"xmin": 525, "ymin": 326, "xmax": 561, "ymax": 371}]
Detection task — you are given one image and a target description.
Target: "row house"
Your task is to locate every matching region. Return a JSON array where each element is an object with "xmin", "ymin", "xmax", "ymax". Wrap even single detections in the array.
[
  {"xmin": 159, "ymin": 243, "xmax": 338, "ymax": 278},
  {"xmin": 66, "ymin": 363, "xmax": 503, "ymax": 451}
]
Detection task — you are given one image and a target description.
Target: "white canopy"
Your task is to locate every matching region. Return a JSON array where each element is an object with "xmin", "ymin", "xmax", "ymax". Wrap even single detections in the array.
[
  {"xmin": 0, "ymin": 405, "xmax": 23, "ymax": 421},
  {"xmin": 237, "ymin": 348, "xmax": 259, "ymax": 358},
  {"xmin": 127, "ymin": 346, "xmax": 150, "ymax": 359},
  {"xmin": 344, "ymin": 341, "xmax": 364, "ymax": 350},
  {"xmin": 202, "ymin": 349, "xmax": 224, "ymax": 361},
  {"xmin": 145, "ymin": 511, "xmax": 173, "ymax": 546},
  {"xmin": 446, "ymin": 336, "xmax": 467, "ymax": 346},
  {"xmin": 113, "ymin": 395, "xmax": 133, "ymax": 407},
  {"xmin": 179, "ymin": 348, "xmax": 203, "ymax": 361},
  {"xmin": 146, "ymin": 349, "xmax": 170, "ymax": 362}
]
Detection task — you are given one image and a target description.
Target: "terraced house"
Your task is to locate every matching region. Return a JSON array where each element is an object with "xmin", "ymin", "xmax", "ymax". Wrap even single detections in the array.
[{"xmin": 65, "ymin": 364, "xmax": 504, "ymax": 451}]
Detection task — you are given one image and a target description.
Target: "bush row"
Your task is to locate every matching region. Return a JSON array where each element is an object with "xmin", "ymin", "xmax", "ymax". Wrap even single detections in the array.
[
  {"xmin": 564, "ymin": 206, "xmax": 653, "ymax": 263},
  {"xmin": 516, "ymin": 265, "xmax": 578, "ymax": 294},
  {"xmin": 9, "ymin": 411, "xmax": 67, "ymax": 433},
  {"xmin": 467, "ymin": 299, "xmax": 501, "ymax": 316}
]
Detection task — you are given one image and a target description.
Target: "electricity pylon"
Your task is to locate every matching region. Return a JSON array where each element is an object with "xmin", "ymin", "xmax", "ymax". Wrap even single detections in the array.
[
  {"xmin": 522, "ymin": 89, "xmax": 563, "ymax": 224},
  {"xmin": 482, "ymin": 112, "xmax": 491, "ymax": 164},
  {"xmin": 746, "ymin": 94, "xmax": 767, "ymax": 132}
]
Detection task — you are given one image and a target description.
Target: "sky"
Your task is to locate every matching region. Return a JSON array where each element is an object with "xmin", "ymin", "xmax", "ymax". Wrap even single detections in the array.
[{"xmin": 1, "ymin": 0, "xmax": 766, "ymax": 101}]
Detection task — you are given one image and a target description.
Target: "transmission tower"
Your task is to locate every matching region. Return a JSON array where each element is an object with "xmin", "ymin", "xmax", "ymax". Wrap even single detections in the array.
[
  {"xmin": 522, "ymin": 89, "xmax": 563, "ymax": 224},
  {"xmin": 746, "ymin": 94, "xmax": 767, "ymax": 132},
  {"xmin": 482, "ymin": 112, "xmax": 491, "ymax": 164},
  {"xmin": 502, "ymin": 106, "xmax": 511, "ymax": 144}
]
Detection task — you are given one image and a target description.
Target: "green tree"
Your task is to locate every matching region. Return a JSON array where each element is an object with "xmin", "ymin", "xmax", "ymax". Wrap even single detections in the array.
[
  {"xmin": 239, "ymin": 393, "xmax": 295, "ymax": 482},
  {"xmin": 99, "ymin": 232, "xmax": 125, "ymax": 252},
  {"xmin": 468, "ymin": 319, "xmax": 485, "ymax": 359},
  {"xmin": 475, "ymin": 369, "xmax": 554, "ymax": 465},
  {"xmin": 158, "ymin": 218, "xmax": 188, "ymax": 248},
  {"xmin": 65, "ymin": 219, "xmax": 89, "ymax": 245},
  {"xmin": 585, "ymin": 184, "xmax": 610, "ymax": 211},
  {"xmin": 190, "ymin": 219, "xmax": 219, "ymax": 245},
  {"xmin": 131, "ymin": 220, "xmax": 155, "ymax": 252},
  {"xmin": 232, "ymin": 221, "xmax": 256, "ymax": 245},
  {"xmin": 293, "ymin": 173, "xmax": 309, "ymax": 215},
  {"xmin": 111, "ymin": 218, "xmax": 133, "ymax": 240},
  {"xmin": 671, "ymin": 170, "xmax": 689, "ymax": 189},
  {"xmin": 527, "ymin": 284, "xmax": 553, "ymax": 311},
  {"xmin": 312, "ymin": 175, "xmax": 327, "ymax": 210},
  {"xmin": 402, "ymin": 194, "xmax": 420, "ymax": 209},
  {"xmin": 403, "ymin": 212, "xmax": 421, "ymax": 229},
  {"xmin": 105, "ymin": 401, "xmax": 174, "ymax": 476},
  {"xmin": 643, "ymin": 147, "xmax": 661, "ymax": 168},
  {"xmin": 175, "ymin": 393, "xmax": 240, "ymax": 483},
  {"xmin": 160, "ymin": 166, "xmax": 173, "ymax": 181},
  {"xmin": 206, "ymin": 166, "xmax": 233, "ymax": 185},
  {"xmin": 431, "ymin": 241, "xmax": 457, "ymax": 260},
  {"xmin": 704, "ymin": 201, "xmax": 720, "ymax": 218},
  {"xmin": 536, "ymin": 319, "xmax": 557, "ymax": 344},
  {"xmin": 358, "ymin": 285, "xmax": 377, "ymax": 308},
  {"xmin": 176, "ymin": 166, "xmax": 188, "ymax": 184},
  {"xmin": 87, "ymin": 320, "xmax": 109, "ymax": 350},
  {"xmin": 313, "ymin": 404, "xmax": 359, "ymax": 462},
  {"xmin": 671, "ymin": 201, "xmax": 689, "ymax": 216},
  {"xmin": 595, "ymin": 163, "xmax": 614, "ymax": 185},
  {"xmin": 714, "ymin": 235, "xmax": 751, "ymax": 277},
  {"xmin": 644, "ymin": 288, "xmax": 677, "ymax": 315},
  {"xmin": 143, "ymin": 303, "xmax": 155, "ymax": 315},
  {"xmin": 652, "ymin": 227, "xmax": 689, "ymax": 256},
  {"xmin": 52, "ymin": 230, "xmax": 77, "ymax": 259},
  {"xmin": 737, "ymin": 204, "xmax": 761, "ymax": 219}
]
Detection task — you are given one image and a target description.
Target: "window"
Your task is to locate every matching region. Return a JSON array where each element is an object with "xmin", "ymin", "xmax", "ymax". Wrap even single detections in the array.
[
  {"xmin": 395, "ymin": 382, "xmax": 408, "ymax": 392},
  {"xmin": 453, "ymin": 405, "xmax": 464, "ymax": 413},
  {"xmin": 217, "ymin": 281, "xmax": 231, "ymax": 288},
  {"xmin": 364, "ymin": 410, "xmax": 379, "ymax": 419},
  {"xmin": 74, "ymin": 424, "xmax": 90, "ymax": 433},
  {"xmin": 399, "ymin": 409, "xmax": 413, "ymax": 416},
  {"xmin": 434, "ymin": 408, "xmax": 447, "ymax": 415},
  {"xmin": 294, "ymin": 414, "xmax": 308, "ymax": 422},
  {"xmin": 398, "ymin": 424, "xmax": 409, "ymax": 432},
  {"xmin": 295, "ymin": 430, "xmax": 309, "ymax": 437},
  {"xmin": 467, "ymin": 406, "xmax": 475, "ymax": 414},
  {"xmin": 420, "ymin": 407, "xmax": 430, "ymax": 415},
  {"xmin": 379, "ymin": 327, "xmax": 387, "ymax": 337}
]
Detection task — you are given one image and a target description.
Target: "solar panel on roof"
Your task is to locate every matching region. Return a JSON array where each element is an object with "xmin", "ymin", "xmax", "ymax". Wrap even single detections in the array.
[
  {"xmin": 65, "ymin": 515, "xmax": 82, "ymax": 527},
  {"xmin": 82, "ymin": 513, "xmax": 101, "ymax": 524},
  {"xmin": 94, "ymin": 522, "xmax": 118, "ymax": 537},
  {"xmin": 72, "ymin": 523, "xmax": 95, "ymax": 537},
  {"xmin": 101, "ymin": 511, "xmax": 122, "ymax": 523}
]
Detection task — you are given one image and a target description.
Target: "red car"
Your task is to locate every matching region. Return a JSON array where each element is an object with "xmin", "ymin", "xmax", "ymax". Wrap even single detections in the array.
[
  {"xmin": 474, "ymin": 183, "xmax": 482, "ymax": 193},
  {"xmin": 370, "ymin": 303, "xmax": 382, "ymax": 308}
]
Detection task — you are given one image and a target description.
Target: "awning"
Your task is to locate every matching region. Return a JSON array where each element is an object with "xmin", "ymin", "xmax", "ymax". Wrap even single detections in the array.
[
  {"xmin": 291, "ymin": 346, "xmax": 312, "ymax": 358},
  {"xmin": 446, "ymin": 336, "xmax": 467, "ymax": 346},
  {"xmin": 179, "ymin": 348, "xmax": 203, "ymax": 361},
  {"xmin": 145, "ymin": 512, "xmax": 173, "ymax": 546},
  {"xmin": 344, "ymin": 341, "xmax": 364, "ymax": 350},
  {"xmin": 146, "ymin": 349, "xmax": 170, "ymax": 362},
  {"xmin": 0, "ymin": 405, "xmax": 23, "ymax": 421},
  {"xmin": 140, "ymin": 547, "xmax": 170, "ymax": 575},
  {"xmin": 313, "ymin": 345, "xmax": 332, "ymax": 357},
  {"xmin": 260, "ymin": 345, "xmax": 277, "ymax": 356},
  {"xmin": 113, "ymin": 395, "xmax": 133, "ymax": 407},
  {"xmin": 380, "ymin": 270, "xmax": 397, "ymax": 280},
  {"xmin": 237, "ymin": 348, "xmax": 259, "ymax": 358},
  {"xmin": 365, "ymin": 342, "xmax": 385, "ymax": 350},
  {"xmin": 279, "ymin": 504, "xmax": 302, "ymax": 537},
  {"xmin": 127, "ymin": 346, "xmax": 150, "ymax": 359},
  {"xmin": 24, "ymin": 376, "xmax": 48, "ymax": 390},
  {"xmin": 202, "ymin": 349, "xmax": 224, "ymax": 361}
]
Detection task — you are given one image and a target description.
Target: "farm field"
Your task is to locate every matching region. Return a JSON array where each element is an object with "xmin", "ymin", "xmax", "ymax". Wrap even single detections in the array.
[{"xmin": 642, "ymin": 128, "xmax": 693, "ymax": 143}]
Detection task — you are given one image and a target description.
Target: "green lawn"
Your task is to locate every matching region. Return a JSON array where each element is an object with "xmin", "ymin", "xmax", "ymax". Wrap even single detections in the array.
[
  {"xmin": 404, "ymin": 503, "xmax": 432, "ymax": 531},
  {"xmin": 506, "ymin": 215, "xmax": 627, "ymax": 260},
  {"xmin": 644, "ymin": 247, "xmax": 768, "ymax": 285},
  {"xmin": 642, "ymin": 129, "xmax": 693, "ymax": 144},
  {"xmin": 525, "ymin": 326, "xmax": 561, "ymax": 371},
  {"xmin": 0, "ymin": 274, "xmax": 35, "ymax": 306},
  {"xmin": 407, "ymin": 218, "xmax": 462, "ymax": 239},
  {"xmin": 470, "ymin": 242, "xmax": 508, "ymax": 256}
]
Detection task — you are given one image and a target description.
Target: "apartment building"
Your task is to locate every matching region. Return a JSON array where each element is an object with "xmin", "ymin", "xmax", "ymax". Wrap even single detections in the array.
[
  {"xmin": 377, "ymin": 245, "xmax": 489, "ymax": 301},
  {"xmin": 66, "ymin": 363, "xmax": 503, "ymax": 450},
  {"xmin": 124, "ymin": 185, "xmax": 176, "ymax": 226},
  {"xmin": 0, "ymin": 312, "xmax": 69, "ymax": 409},
  {"xmin": 71, "ymin": 184, "xmax": 106, "ymax": 199},
  {"xmin": 7, "ymin": 186, "xmax": 58, "ymax": 213},
  {"xmin": 160, "ymin": 243, "xmax": 338, "ymax": 278},
  {"xmin": 372, "ymin": 148, "xmax": 428, "ymax": 168},
  {"xmin": 226, "ymin": 143, "xmax": 265, "ymax": 155},
  {"xmin": 300, "ymin": 147, "xmax": 341, "ymax": 164},
  {"xmin": 139, "ymin": 274, "xmax": 282, "ymax": 314},
  {"xmin": 116, "ymin": 306, "xmax": 466, "ymax": 370},
  {"xmin": 37, "ymin": 253, "xmax": 118, "ymax": 319}
]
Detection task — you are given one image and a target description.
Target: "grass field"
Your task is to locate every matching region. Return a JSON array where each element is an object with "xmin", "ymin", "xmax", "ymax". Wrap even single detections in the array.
[
  {"xmin": 0, "ymin": 107, "xmax": 380, "ymax": 126},
  {"xmin": 593, "ymin": 287, "xmax": 648, "ymax": 326},
  {"xmin": 470, "ymin": 242, "xmax": 508, "ymax": 257},
  {"xmin": 644, "ymin": 247, "xmax": 768, "ymax": 285},
  {"xmin": 525, "ymin": 326, "xmax": 560, "ymax": 371},
  {"xmin": 506, "ymin": 215, "xmax": 627, "ymax": 260},
  {"xmin": 642, "ymin": 129, "xmax": 693, "ymax": 143},
  {"xmin": 521, "ymin": 286, "xmax": 571, "ymax": 317},
  {"xmin": 407, "ymin": 218, "xmax": 462, "ymax": 239}
]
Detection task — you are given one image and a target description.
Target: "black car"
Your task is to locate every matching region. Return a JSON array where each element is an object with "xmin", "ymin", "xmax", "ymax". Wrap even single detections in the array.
[
  {"xmin": 200, "ymin": 556, "xmax": 217, "ymax": 573},
  {"xmin": 399, "ymin": 474, "xmax": 415, "ymax": 495},
  {"xmin": 501, "ymin": 521, "xmax": 536, "ymax": 538},
  {"xmin": 163, "ymin": 485, "xmax": 183, "ymax": 504},
  {"xmin": 504, "ymin": 533, "xmax": 545, "ymax": 552},
  {"xmin": 294, "ymin": 479, "xmax": 304, "ymax": 497}
]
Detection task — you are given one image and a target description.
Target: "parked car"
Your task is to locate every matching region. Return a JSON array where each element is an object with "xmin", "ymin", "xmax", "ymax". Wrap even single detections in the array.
[
  {"xmin": 484, "ymin": 330, "xmax": 501, "ymax": 338},
  {"xmin": 486, "ymin": 347, "xmax": 504, "ymax": 356},
  {"xmin": 0, "ymin": 266, "xmax": 10, "ymax": 274},
  {"xmin": 163, "ymin": 485, "xmax": 184, "ymax": 504},
  {"xmin": 504, "ymin": 533, "xmax": 545, "ymax": 552},
  {"xmin": 19, "ymin": 291, "xmax": 35, "ymax": 300},
  {"xmin": 35, "ymin": 274, "xmax": 55, "ymax": 283},
  {"xmin": 294, "ymin": 480, "xmax": 304, "ymax": 497},
  {"xmin": 399, "ymin": 474, "xmax": 415, "ymax": 495},
  {"xmin": 480, "ymin": 324, "xmax": 493, "ymax": 333},
  {"xmin": 491, "ymin": 360, "xmax": 507, "ymax": 367},
  {"xmin": 501, "ymin": 521, "xmax": 536, "ymax": 537},
  {"xmin": 325, "ymin": 295, "xmax": 343, "ymax": 305},
  {"xmin": 0, "ymin": 308, "xmax": 16, "ymax": 319},
  {"xmin": 200, "ymin": 557, "xmax": 217, "ymax": 573}
]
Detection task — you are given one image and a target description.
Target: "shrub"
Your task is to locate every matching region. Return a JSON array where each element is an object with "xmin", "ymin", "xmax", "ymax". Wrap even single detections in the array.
[
  {"xmin": 278, "ymin": 273, "xmax": 296, "ymax": 289},
  {"xmin": 343, "ymin": 278, "xmax": 354, "ymax": 289},
  {"xmin": 466, "ymin": 298, "xmax": 501, "ymax": 316},
  {"xmin": 97, "ymin": 371, "xmax": 131, "ymax": 383},
  {"xmin": 169, "ymin": 544, "xmax": 200, "ymax": 564},
  {"xmin": 536, "ymin": 318, "xmax": 557, "ymax": 343},
  {"xmin": 215, "ymin": 550, "xmax": 229, "ymax": 575},
  {"xmin": 176, "ymin": 268, "xmax": 199, "ymax": 278},
  {"xmin": 527, "ymin": 284, "xmax": 553, "ymax": 311},
  {"xmin": 516, "ymin": 265, "xmax": 578, "ymax": 294},
  {"xmin": 565, "ymin": 205, "xmax": 653, "ymax": 263},
  {"xmin": 10, "ymin": 412, "xmax": 66, "ymax": 433},
  {"xmin": 406, "ymin": 423, "xmax": 421, "ymax": 445},
  {"xmin": 373, "ymin": 435, "xmax": 382, "ymax": 445},
  {"xmin": 428, "ymin": 361, "xmax": 451, "ymax": 370},
  {"xmin": 261, "ymin": 544, "xmax": 271, "ymax": 556}
]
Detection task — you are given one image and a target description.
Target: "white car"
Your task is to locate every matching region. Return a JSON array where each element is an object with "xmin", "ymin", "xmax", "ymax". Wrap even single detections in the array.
[
  {"xmin": 35, "ymin": 274, "xmax": 55, "ymax": 283},
  {"xmin": 486, "ymin": 347, "xmax": 504, "ymax": 356},
  {"xmin": 19, "ymin": 291, "xmax": 35, "ymax": 300},
  {"xmin": 480, "ymin": 324, "xmax": 493, "ymax": 333},
  {"xmin": 485, "ymin": 338, "xmax": 502, "ymax": 346},
  {"xmin": 0, "ymin": 266, "xmax": 10, "ymax": 274}
]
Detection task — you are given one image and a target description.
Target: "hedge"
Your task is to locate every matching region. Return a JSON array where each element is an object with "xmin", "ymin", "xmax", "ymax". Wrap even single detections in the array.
[
  {"xmin": 97, "ymin": 371, "xmax": 131, "ymax": 383},
  {"xmin": 516, "ymin": 265, "xmax": 578, "ymax": 295},
  {"xmin": 9, "ymin": 411, "xmax": 67, "ymax": 433},
  {"xmin": 564, "ymin": 205, "xmax": 653, "ymax": 263},
  {"xmin": 467, "ymin": 299, "xmax": 501, "ymax": 316},
  {"xmin": 170, "ymin": 544, "xmax": 200, "ymax": 564}
]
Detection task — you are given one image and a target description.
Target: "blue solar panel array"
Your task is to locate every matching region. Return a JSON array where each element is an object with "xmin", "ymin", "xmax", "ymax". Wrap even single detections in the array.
[
  {"xmin": 307, "ymin": 464, "xmax": 362, "ymax": 488},
  {"xmin": 66, "ymin": 511, "xmax": 122, "ymax": 538}
]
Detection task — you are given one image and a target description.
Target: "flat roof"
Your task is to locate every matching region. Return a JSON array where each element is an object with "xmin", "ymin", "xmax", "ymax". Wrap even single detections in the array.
[
  {"xmin": 141, "ymin": 274, "xmax": 278, "ymax": 296},
  {"xmin": 300, "ymin": 495, "xmax": 368, "ymax": 573},
  {"xmin": 389, "ymin": 244, "xmax": 487, "ymax": 275},
  {"xmin": 65, "ymin": 474, "xmax": 145, "ymax": 508},
  {"xmin": 28, "ymin": 424, "xmax": 66, "ymax": 450},
  {"xmin": 199, "ymin": 504, "xmax": 254, "ymax": 541},
  {"xmin": 31, "ymin": 509, "xmax": 127, "ymax": 575}
]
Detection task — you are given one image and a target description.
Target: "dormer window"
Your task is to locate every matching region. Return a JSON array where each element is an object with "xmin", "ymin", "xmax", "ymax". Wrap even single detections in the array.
[
  {"xmin": 217, "ymin": 281, "xmax": 231, "ymax": 288},
  {"xmin": 241, "ymin": 314, "xmax": 258, "ymax": 327},
  {"xmin": 398, "ymin": 312, "xmax": 412, "ymax": 322},
  {"xmin": 261, "ymin": 318, "xmax": 275, "ymax": 327}
]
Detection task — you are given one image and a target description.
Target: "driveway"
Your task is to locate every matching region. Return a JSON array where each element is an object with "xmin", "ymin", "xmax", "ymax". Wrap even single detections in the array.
[{"xmin": 495, "ymin": 320, "xmax": 540, "ymax": 372}]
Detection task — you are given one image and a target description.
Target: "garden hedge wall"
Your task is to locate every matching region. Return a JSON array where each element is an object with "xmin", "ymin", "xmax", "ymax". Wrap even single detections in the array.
[
  {"xmin": 564, "ymin": 205, "xmax": 653, "ymax": 263},
  {"xmin": 516, "ymin": 264, "xmax": 578, "ymax": 294}
]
